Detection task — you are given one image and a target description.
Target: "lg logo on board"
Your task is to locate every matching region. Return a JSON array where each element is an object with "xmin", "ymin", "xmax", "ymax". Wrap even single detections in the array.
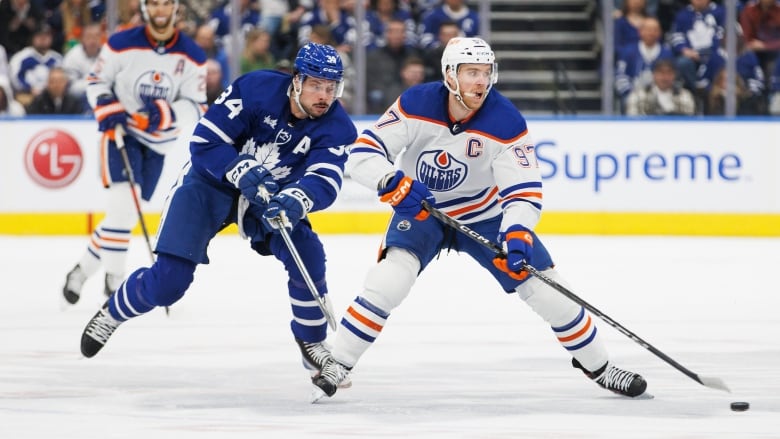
[{"xmin": 24, "ymin": 129, "xmax": 83, "ymax": 188}]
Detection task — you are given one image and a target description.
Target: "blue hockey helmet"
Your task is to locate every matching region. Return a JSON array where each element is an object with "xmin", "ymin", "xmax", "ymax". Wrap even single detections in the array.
[{"xmin": 294, "ymin": 43, "xmax": 344, "ymax": 82}]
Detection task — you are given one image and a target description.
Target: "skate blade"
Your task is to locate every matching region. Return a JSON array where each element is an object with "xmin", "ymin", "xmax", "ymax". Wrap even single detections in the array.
[
  {"xmin": 632, "ymin": 392, "xmax": 654, "ymax": 400},
  {"xmin": 310, "ymin": 385, "xmax": 328, "ymax": 404}
]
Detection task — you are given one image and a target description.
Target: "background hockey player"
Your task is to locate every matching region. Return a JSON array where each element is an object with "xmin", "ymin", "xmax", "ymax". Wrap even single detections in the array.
[
  {"xmin": 79, "ymin": 43, "xmax": 358, "ymax": 383},
  {"xmin": 312, "ymin": 37, "xmax": 648, "ymax": 400},
  {"xmin": 62, "ymin": 0, "xmax": 207, "ymax": 305}
]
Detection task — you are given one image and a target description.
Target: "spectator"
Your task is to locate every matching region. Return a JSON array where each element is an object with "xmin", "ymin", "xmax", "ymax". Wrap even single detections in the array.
[
  {"xmin": 614, "ymin": 0, "xmax": 659, "ymax": 17},
  {"xmin": 0, "ymin": 0, "xmax": 46, "ymax": 57},
  {"xmin": 25, "ymin": 66, "xmax": 83, "ymax": 114},
  {"xmin": 204, "ymin": 58, "xmax": 224, "ymax": 105},
  {"xmin": 366, "ymin": 18, "xmax": 420, "ymax": 113},
  {"xmin": 615, "ymin": 17, "xmax": 674, "ymax": 113},
  {"xmin": 9, "ymin": 23, "xmax": 63, "ymax": 106},
  {"xmin": 366, "ymin": 0, "xmax": 417, "ymax": 48},
  {"xmin": 422, "ymin": 19, "xmax": 459, "ymax": 82},
  {"xmin": 698, "ymin": 32, "xmax": 767, "ymax": 113},
  {"xmin": 739, "ymin": 0, "xmax": 780, "ymax": 77},
  {"xmin": 208, "ymin": 0, "xmax": 260, "ymax": 49},
  {"xmin": 241, "ymin": 27, "xmax": 276, "ymax": 74},
  {"xmin": 298, "ymin": 0, "xmax": 358, "ymax": 52},
  {"xmin": 117, "ymin": 0, "xmax": 144, "ymax": 31},
  {"xmin": 268, "ymin": 0, "xmax": 307, "ymax": 60},
  {"xmin": 0, "ymin": 76, "xmax": 26, "ymax": 116},
  {"xmin": 398, "ymin": 54, "xmax": 425, "ymax": 88},
  {"xmin": 706, "ymin": 66, "xmax": 764, "ymax": 115},
  {"xmin": 614, "ymin": 0, "xmax": 649, "ymax": 53},
  {"xmin": 62, "ymin": 22, "xmax": 102, "ymax": 108},
  {"xmin": 626, "ymin": 58, "xmax": 696, "ymax": 115},
  {"xmin": 417, "ymin": 0, "xmax": 479, "ymax": 50},
  {"xmin": 193, "ymin": 24, "xmax": 231, "ymax": 88},
  {"xmin": 669, "ymin": 0, "xmax": 725, "ymax": 92},
  {"xmin": 57, "ymin": 0, "xmax": 98, "ymax": 53}
]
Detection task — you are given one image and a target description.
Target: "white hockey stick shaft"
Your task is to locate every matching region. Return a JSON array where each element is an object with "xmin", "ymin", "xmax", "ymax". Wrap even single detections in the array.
[{"xmin": 421, "ymin": 200, "xmax": 730, "ymax": 393}]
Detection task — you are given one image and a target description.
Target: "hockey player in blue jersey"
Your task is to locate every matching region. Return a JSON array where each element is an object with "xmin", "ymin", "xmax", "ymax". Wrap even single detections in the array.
[
  {"xmin": 62, "ymin": 0, "xmax": 208, "ymax": 305},
  {"xmin": 79, "ymin": 42, "xmax": 358, "ymax": 382},
  {"xmin": 312, "ymin": 37, "xmax": 648, "ymax": 401}
]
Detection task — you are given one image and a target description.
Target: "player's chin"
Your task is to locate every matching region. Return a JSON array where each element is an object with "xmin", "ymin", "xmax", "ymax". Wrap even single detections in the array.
[{"xmin": 308, "ymin": 104, "xmax": 331, "ymax": 117}]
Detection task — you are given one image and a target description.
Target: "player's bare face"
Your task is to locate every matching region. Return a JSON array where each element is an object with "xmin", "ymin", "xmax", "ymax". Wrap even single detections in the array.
[
  {"xmin": 298, "ymin": 77, "xmax": 338, "ymax": 117},
  {"xmin": 456, "ymin": 64, "xmax": 492, "ymax": 109},
  {"xmin": 146, "ymin": 0, "xmax": 175, "ymax": 34}
]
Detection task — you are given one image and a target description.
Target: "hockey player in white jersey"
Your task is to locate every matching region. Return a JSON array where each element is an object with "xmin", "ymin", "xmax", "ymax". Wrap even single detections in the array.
[
  {"xmin": 62, "ymin": 0, "xmax": 207, "ymax": 305},
  {"xmin": 312, "ymin": 38, "xmax": 648, "ymax": 400}
]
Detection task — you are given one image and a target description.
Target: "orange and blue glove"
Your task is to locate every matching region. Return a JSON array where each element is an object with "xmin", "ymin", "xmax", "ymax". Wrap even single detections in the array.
[
  {"xmin": 132, "ymin": 99, "xmax": 176, "ymax": 133},
  {"xmin": 377, "ymin": 170, "xmax": 434, "ymax": 221},
  {"xmin": 94, "ymin": 94, "xmax": 127, "ymax": 133},
  {"xmin": 493, "ymin": 225, "xmax": 534, "ymax": 281}
]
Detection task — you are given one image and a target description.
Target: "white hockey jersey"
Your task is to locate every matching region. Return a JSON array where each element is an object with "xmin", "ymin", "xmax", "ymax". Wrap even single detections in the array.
[
  {"xmin": 347, "ymin": 82, "xmax": 543, "ymax": 232},
  {"xmin": 86, "ymin": 26, "xmax": 207, "ymax": 154}
]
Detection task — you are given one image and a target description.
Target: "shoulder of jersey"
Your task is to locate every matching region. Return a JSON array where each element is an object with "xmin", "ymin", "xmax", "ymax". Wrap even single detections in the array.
[
  {"xmin": 470, "ymin": 91, "xmax": 529, "ymax": 141},
  {"xmin": 107, "ymin": 27, "xmax": 207, "ymax": 64},
  {"xmin": 235, "ymin": 70, "xmax": 290, "ymax": 104},
  {"xmin": 397, "ymin": 82, "xmax": 448, "ymax": 122}
]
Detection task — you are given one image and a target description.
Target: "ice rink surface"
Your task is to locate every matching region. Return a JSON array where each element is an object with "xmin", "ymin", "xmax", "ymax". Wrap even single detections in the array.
[{"xmin": 1, "ymin": 233, "xmax": 778, "ymax": 438}]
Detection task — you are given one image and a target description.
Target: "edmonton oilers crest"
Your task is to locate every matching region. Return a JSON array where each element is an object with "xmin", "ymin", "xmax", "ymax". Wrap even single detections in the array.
[
  {"xmin": 134, "ymin": 70, "xmax": 173, "ymax": 103},
  {"xmin": 416, "ymin": 150, "xmax": 467, "ymax": 191}
]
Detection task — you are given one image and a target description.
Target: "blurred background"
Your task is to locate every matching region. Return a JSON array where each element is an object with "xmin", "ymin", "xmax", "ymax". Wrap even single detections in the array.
[{"xmin": 1, "ymin": 0, "xmax": 779, "ymax": 238}]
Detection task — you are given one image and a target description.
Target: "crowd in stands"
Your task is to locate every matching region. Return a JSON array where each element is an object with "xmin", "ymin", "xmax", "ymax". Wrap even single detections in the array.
[
  {"xmin": 1, "ymin": 0, "xmax": 779, "ymax": 117},
  {"xmin": 613, "ymin": 0, "xmax": 780, "ymax": 115}
]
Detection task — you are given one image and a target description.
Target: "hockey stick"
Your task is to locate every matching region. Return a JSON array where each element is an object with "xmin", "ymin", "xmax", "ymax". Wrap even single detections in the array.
[
  {"xmin": 114, "ymin": 125, "xmax": 169, "ymax": 316},
  {"xmin": 259, "ymin": 187, "xmax": 338, "ymax": 331},
  {"xmin": 420, "ymin": 200, "xmax": 730, "ymax": 393}
]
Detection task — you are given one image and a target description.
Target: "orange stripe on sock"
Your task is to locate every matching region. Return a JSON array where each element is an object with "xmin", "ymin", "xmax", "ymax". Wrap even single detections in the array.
[
  {"xmin": 347, "ymin": 306, "xmax": 383, "ymax": 332},
  {"xmin": 557, "ymin": 315, "xmax": 592, "ymax": 343}
]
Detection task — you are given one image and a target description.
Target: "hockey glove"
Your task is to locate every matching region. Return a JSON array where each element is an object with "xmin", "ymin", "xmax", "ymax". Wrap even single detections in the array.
[
  {"xmin": 493, "ymin": 225, "xmax": 534, "ymax": 281},
  {"xmin": 94, "ymin": 94, "xmax": 127, "ymax": 133},
  {"xmin": 262, "ymin": 185, "xmax": 314, "ymax": 232},
  {"xmin": 225, "ymin": 154, "xmax": 279, "ymax": 202},
  {"xmin": 377, "ymin": 170, "xmax": 434, "ymax": 220},
  {"xmin": 131, "ymin": 99, "xmax": 176, "ymax": 133}
]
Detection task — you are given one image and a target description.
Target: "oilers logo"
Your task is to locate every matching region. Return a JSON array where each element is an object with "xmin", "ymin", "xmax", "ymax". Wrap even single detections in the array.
[
  {"xmin": 416, "ymin": 150, "xmax": 467, "ymax": 191},
  {"xmin": 134, "ymin": 70, "xmax": 173, "ymax": 105}
]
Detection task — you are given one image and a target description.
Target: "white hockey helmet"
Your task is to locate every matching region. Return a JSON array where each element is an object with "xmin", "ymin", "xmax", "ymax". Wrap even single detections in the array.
[
  {"xmin": 140, "ymin": 0, "xmax": 180, "ymax": 24},
  {"xmin": 440, "ymin": 37, "xmax": 498, "ymax": 92}
]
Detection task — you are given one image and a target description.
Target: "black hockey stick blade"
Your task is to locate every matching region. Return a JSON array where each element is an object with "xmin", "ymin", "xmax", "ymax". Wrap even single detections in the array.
[{"xmin": 420, "ymin": 200, "xmax": 731, "ymax": 393}]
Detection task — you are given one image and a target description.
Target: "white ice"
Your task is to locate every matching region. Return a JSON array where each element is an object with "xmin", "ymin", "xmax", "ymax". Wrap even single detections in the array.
[{"xmin": 1, "ymin": 234, "xmax": 778, "ymax": 438}]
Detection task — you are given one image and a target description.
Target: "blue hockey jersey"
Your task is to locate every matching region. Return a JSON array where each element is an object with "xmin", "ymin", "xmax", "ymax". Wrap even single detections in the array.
[{"xmin": 190, "ymin": 70, "xmax": 358, "ymax": 213}]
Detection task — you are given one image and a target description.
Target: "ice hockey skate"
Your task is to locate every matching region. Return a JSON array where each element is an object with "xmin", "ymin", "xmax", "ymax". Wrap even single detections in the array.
[
  {"xmin": 573, "ymin": 358, "xmax": 648, "ymax": 398},
  {"xmin": 81, "ymin": 303, "xmax": 123, "ymax": 358},
  {"xmin": 295, "ymin": 338, "xmax": 351, "ymax": 387},
  {"xmin": 62, "ymin": 265, "xmax": 86, "ymax": 305},
  {"xmin": 311, "ymin": 358, "xmax": 351, "ymax": 403}
]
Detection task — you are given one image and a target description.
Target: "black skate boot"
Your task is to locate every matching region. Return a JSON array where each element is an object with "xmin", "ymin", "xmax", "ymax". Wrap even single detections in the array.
[
  {"xmin": 573, "ymin": 358, "xmax": 647, "ymax": 397},
  {"xmin": 81, "ymin": 303, "xmax": 123, "ymax": 358},
  {"xmin": 62, "ymin": 265, "xmax": 86, "ymax": 305},
  {"xmin": 295, "ymin": 338, "xmax": 352, "ymax": 388},
  {"xmin": 311, "ymin": 358, "xmax": 351, "ymax": 402}
]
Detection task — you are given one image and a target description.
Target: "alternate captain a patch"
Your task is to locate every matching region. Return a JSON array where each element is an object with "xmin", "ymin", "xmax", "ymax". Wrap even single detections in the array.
[{"xmin": 416, "ymin": 150, "xmax": 467, "ymax": 191}]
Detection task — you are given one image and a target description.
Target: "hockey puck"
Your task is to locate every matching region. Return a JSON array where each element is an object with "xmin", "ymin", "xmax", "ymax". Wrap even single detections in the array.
[{"xmin": 730, "ymin": 402, "xmax": 749, "ymax": 411}]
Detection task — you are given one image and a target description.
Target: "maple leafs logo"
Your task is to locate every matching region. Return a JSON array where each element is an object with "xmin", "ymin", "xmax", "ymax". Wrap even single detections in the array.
[{"xmin": 240, "ymin": 137, "xmax": 291, "ymax": 180}]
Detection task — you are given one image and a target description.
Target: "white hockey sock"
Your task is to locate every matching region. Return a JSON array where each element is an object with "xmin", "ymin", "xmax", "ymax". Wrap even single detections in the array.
[
  {"xmin": 77, "ymin": 229, "xmax": 103, "ymax": 278},
  {"xmin": 515, "ymin": 268, "xmax": 608, "ymax": 371}
]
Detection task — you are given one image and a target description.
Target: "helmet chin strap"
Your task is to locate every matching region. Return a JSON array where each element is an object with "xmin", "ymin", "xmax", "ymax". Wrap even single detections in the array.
[
  {"xmin": 446, "ymin": 71, "xmax": 473, "ymax": 112},
  {"xmin": 289, "ymin": 75, "xmax": 312, "ymax": 119}
]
